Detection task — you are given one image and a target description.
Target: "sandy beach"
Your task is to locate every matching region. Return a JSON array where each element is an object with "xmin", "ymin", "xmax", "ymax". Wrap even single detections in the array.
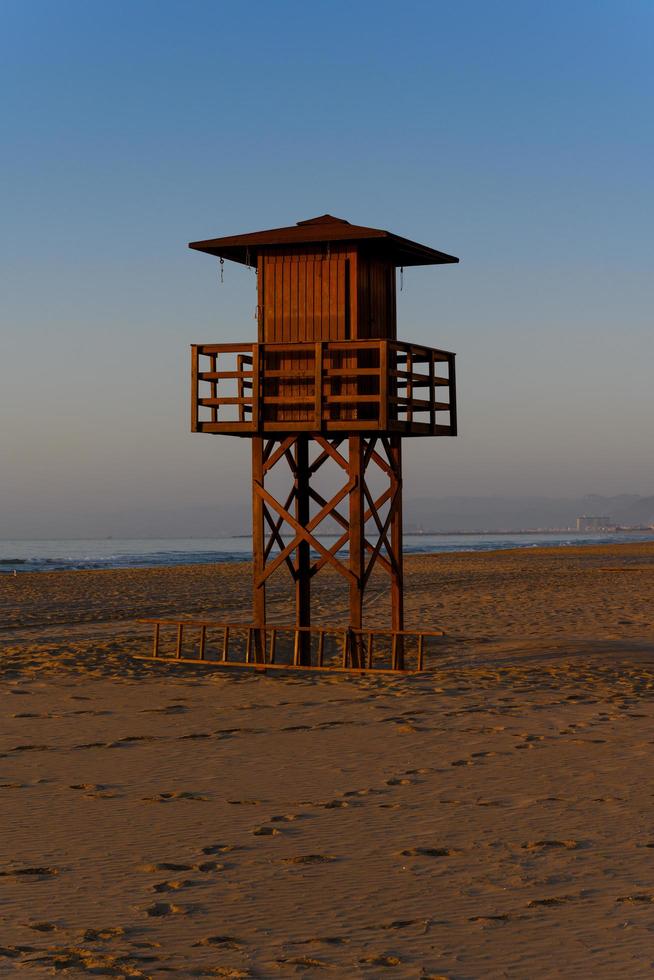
[{"xmin": 2, "ymin": 541, "xmax": 654, "ymax": 977}]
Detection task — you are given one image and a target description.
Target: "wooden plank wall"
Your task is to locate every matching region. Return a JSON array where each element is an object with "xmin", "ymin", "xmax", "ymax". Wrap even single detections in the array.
[
  {"xmin": 354, "ymin": 255, "xmax": 395, "ymax": 419},
  {"xmin": 258, "ymin": 245, "xmax": 355, "ymax": 424},
  {"xmin": 258, "ymin": 245, "xmax": 353, "ymax": 343},
  {"xmin": 255, "ymin": 247, "xmax": 396, "ymax": 425},
  {"xmin": 356, "ymin": 255, "xmax": 397, "ymax": 340},
  {"xmin": 257, "ymin": 247, "xmax": 397, "ymax": 343}
]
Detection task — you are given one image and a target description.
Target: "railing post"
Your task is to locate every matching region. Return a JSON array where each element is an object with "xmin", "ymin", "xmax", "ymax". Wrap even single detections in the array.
[
  {"xmin": 314, "ymin": 341, "xmax": 323, "ymax": 428},
  {"xmin": 429, "ymin": 353, "xmax": 436, "ymax": 432},
  {"xmin": 380, "ymin": 341, "xmax": 388, "ymax": 431},
  {"xmin": 252, "ymin": 343, "xmax": 260, "ymax": 431},
  {"xmin": 449, "ymin": 353, "xmax": 458, "ymax": 437},
  {"xmin": 191, "ymin": 346, "xmax": 199, "ymax": 432},
  {"xmin": 406, "ymin": 346, "xmax": 413, "ymax": 426},
  {"xmin": 237, "ymin": 354, "xmax": 245, "ymax": 423},
  {"xmin": 210, "ymin": 352, "xmax": 218, "ymax": 423}
]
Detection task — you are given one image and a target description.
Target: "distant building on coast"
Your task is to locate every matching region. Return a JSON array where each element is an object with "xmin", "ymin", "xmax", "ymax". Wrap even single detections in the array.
[{"xmin": 576, "ymin": 515, "xmax": 614, "ymax": 532}]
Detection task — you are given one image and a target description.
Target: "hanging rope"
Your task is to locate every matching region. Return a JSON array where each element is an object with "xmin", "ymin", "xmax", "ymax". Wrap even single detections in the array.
[
  {"xmin": 218, "ymin": 257, "xmax": 224, "ymax": 284},
  {"xmin": 400, "ymin": 266, "xmax": 404, "ymax": 292}
]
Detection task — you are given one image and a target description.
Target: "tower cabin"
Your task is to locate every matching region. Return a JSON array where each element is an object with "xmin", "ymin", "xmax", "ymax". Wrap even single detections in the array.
[{"xmin": 190, "ymin": 214, "xmax": 458, "ymax": 436}]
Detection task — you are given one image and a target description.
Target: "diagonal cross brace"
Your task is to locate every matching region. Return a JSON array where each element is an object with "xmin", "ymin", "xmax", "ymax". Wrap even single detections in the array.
[{"xmin": 254, "ymin": 480, "xmax": 357, "ymax": 585}]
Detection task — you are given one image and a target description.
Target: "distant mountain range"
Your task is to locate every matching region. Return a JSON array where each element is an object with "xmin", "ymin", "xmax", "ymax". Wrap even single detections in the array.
[{"xmin": 404, "ymin": 494, "xmax": 654, "ymax": 532}]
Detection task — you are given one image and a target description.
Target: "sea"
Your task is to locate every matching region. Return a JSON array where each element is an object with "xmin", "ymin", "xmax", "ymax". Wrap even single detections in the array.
[{"xmin": 2, "ymin": 532, "xmax": 654, "ymax": 574}]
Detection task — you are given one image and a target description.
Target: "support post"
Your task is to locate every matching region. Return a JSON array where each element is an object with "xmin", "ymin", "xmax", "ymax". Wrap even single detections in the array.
[
  {"xmin": 349, "ymin": 435, "xmax": 365, "ymax": 667},
  {"xmin": 252, "ymin": 436, "xmax": 266, "ymax": 662},
  {"xmin": 389, "ymin": 435, "xmax": 404, "ymax": 669},
  {"xmin": 295, "ymin": 435, "xmax": 312, "ymax": 665}
]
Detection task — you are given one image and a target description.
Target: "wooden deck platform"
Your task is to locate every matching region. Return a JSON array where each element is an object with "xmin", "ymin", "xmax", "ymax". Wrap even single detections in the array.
[{"xmin": 191, "ymin": 339, "xmax": 456, "ymax": 437}]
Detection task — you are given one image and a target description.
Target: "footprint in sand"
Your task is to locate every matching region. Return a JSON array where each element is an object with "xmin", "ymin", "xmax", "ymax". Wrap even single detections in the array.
[
  {"xmin": 151, "ymin": 880, "xmax": 195, "ymax": 893},
  {"xmin": 290, "ymin": 936, "xmax": 350, "ymax": 947},
  {"xmin": 81, "ymin": 926, "xmax": 125, "ymax": 941},
  {"xmin": 359, "ymin": 954, "xmax": 402, "ymax": 967},
  {"xmin": 252, "ymin": 826, "xmax": 282, "ymax": 836},
  {"xmin": 202, "ymin": 967, "xmax": 251, "ymax": 976},
  {"xmin": 378, "ymin": 918, "xmax": 424, "ymax": 930},
  {"xmin": 527, "ymin": 896, "xmax": 574, "ymax": 907},
  {"xmin": 282, "ymin": 854, "xmax": 337, "ymax": 865},
  {"xmin": 141, "ymin": 791, "xmax": 209, "ymax": 803},
  {"xmin": 140, "ymin": 862, "xmax": 194, "ymax": 873},
  {"xmin": 277, "ymin": 956, "xmax": 333, "ymax": 969},
  {"xmin": 522, "ymin": 840, "xmax": 581, "ymax": 851},
  {"xmin": 17, "ymin": 947, "xmax": 161, "ymax": 974},
  {"xmin": 69, "ymin": 784, "xmax": 120, "ymax": 800},
  {"xmin": 108, "ymin": 735, "xmax": 159, "ymax": 747},
  {"xmin": 617, "ymin": 893, "xmax": 654, "ymax": 903},
  {"xmin": 25, "ymin": 922, "xmax": 58, "ymax": 933},
  {"xmin": 143, "ymin": 902, "xmax": 189, "ymax": 917},
  {"xmin": 192, "ymin": 935, "xmax": 244, "ymax": 950},
  {"xmin": 0, "ymin": 866, "xmax": 60, "ymax": 879},
  {"xmin": 141, "ymin": 859, "xmax": 225, "ymax": 877},
  {"xmin": 469, "ymin": 914, "xmax": 511, "ymax": 925},
  {"xmin": 399, "ymin": 847, "xmax": 457, "ymax": 858},
  {"xmin": 143, "ymin": 704, "xmax": 189, "ymax": 715}
]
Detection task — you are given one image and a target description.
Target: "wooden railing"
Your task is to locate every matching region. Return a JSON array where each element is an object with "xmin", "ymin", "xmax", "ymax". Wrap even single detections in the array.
[
  {"xmin": 140, "ymin": 618, "xmax": 446, "ymax": 674},
  {"xmin": 191, "ymin": 340, "xmax": 456, "ymax": 436}
]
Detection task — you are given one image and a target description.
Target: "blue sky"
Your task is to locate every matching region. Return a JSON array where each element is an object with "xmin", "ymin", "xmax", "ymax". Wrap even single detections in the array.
[{"xmin": 1, "ymin": 1, "xmax": 652, "ymax": 536}]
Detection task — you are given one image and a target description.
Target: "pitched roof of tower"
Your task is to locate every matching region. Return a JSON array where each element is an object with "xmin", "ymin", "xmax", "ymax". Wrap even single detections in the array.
[{"xmin": 188, "ymin": 214, "xmax": 459, "ymax": 267}]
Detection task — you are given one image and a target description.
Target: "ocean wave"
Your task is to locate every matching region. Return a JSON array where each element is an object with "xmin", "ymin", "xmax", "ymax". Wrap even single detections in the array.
[{"xmin": 2, "ymin": 532, "xmax": 653, "ymax": 573}]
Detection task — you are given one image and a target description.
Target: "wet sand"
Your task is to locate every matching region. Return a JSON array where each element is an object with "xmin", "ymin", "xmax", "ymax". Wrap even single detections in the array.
[{"xmin": 2, "ymin": 542, "xmax": 654, "ymax": 977}]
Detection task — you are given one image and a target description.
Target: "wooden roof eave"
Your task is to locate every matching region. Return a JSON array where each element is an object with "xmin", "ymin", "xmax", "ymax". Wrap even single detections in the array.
[{"xmin": 188, "ymin": 224, "xmax": 459, "ymax": 268}]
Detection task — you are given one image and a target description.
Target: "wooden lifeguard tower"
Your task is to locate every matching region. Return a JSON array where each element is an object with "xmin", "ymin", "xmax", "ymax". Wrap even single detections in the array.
[{"xmin": 145, "ymin": 215, "xmax": 458, "ymax": 672}]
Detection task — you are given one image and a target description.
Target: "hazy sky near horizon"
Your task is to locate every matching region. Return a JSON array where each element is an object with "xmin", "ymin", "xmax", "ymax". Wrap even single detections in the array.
[{"xmin": 2, "ymin": 0, "xmax": 653, "ymax": 537}]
